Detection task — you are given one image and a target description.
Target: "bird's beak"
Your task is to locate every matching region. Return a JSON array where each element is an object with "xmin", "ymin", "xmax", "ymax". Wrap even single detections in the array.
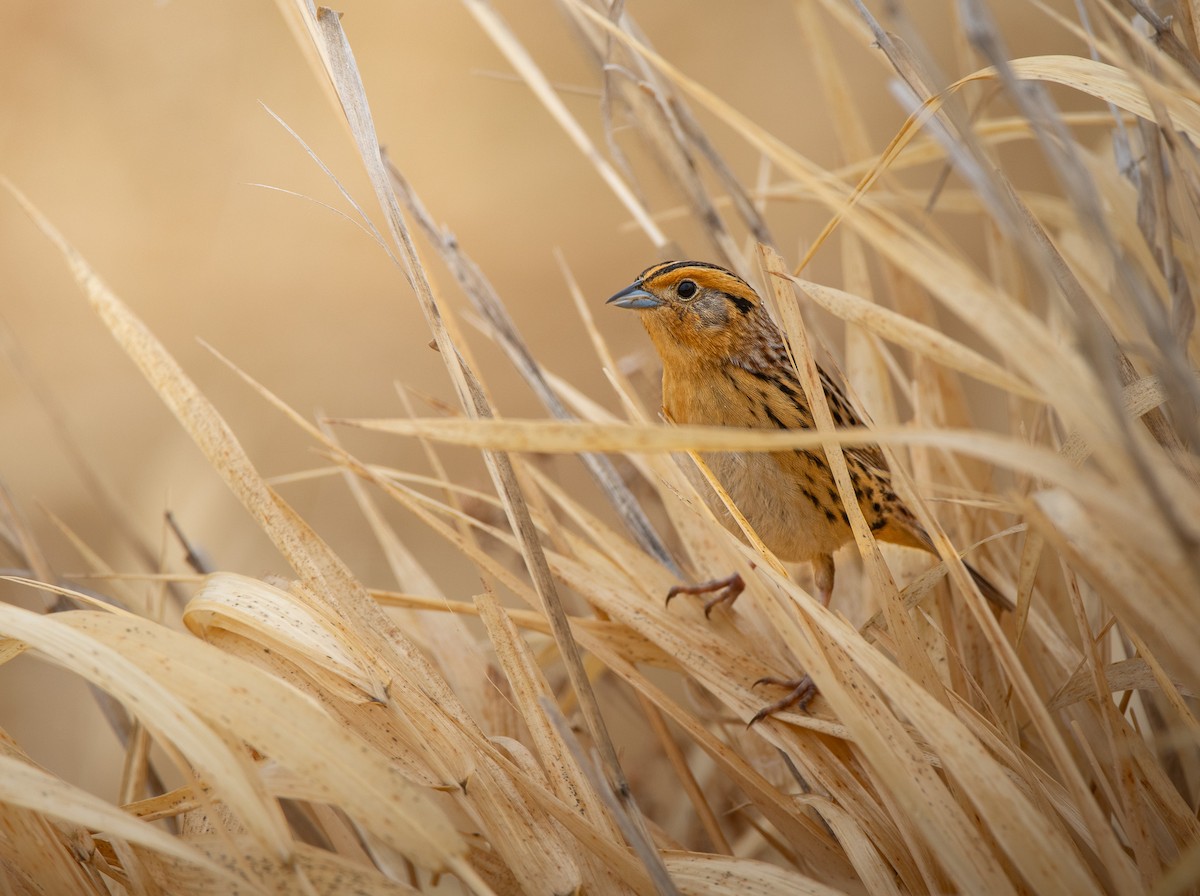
[{"xmin": 606, "ymin": 282, "xmax": 662, "ymax": 310}]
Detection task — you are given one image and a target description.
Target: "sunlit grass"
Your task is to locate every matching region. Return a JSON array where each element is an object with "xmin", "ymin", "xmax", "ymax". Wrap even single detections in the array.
[{"xmin": 2, "ymin": 1, "xmax": 1198, "ymax": 893}]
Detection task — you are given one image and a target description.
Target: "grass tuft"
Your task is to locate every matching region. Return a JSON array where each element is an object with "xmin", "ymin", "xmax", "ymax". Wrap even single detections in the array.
[{"xmin": 3, "ymin": 2, "xmax": 1199, "ymax": 893}]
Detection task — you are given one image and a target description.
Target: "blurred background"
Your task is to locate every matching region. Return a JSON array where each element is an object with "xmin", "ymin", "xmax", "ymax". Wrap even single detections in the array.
[{"xmin": 1, "ymin": 2, "xmax": 1073, "ymax": 798}]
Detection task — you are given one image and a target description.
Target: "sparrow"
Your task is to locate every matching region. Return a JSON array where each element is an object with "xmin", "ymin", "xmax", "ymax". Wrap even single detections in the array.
[{"xmin": 608, "ymin": 260, "xmax": 1010, "ymax": 716}]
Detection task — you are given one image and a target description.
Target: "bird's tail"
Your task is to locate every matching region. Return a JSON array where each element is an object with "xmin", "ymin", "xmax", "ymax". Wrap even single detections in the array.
[
  {"xmin": 965, "ymin": 561, "xmax": 1014, "ymax": 612},
  {"xmin": 877, "ymin": 518, "xmax": 1013, "ymax": 612}
]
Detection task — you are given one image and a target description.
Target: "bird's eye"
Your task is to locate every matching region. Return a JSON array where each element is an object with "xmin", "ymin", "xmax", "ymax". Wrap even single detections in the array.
[{"xmin": 676, "ymin": 279, "xmax": 698, "ymax": 299}]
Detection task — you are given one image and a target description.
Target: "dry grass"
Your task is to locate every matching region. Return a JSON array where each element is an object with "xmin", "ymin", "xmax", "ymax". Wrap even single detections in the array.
[{"xmin": 3, "ymin": 0, "xmax": 1200, "ymax": 893}]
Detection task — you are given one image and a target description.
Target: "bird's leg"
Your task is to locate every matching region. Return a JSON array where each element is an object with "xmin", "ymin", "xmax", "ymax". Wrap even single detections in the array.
[
  {"xmin": 813, "ymin": 553, "xmax": 835, "ymax": 608},
  {"xmin": 742, "ymin": 554, "xmax": 834, "ymax": 723},
  {"xmin": 749, "ymin": 674, "xmax": 818, "ymax": 724},
  {"xmin": 666, "ymin": 570, "xmax": 747, "ymax": 618},
  {"xmin": 668, "ymin": 556, "xmax": 832, "ymax": 720}
]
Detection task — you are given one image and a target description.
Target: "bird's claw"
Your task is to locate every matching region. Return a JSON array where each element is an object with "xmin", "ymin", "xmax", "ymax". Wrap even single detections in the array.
[
  {"xmin": 665, "ymin": 572, "xmax": 745, "ymax": 616},
  {"xmin": 748, "ymin": 674, "xmax": 818, "ymax": 725}
]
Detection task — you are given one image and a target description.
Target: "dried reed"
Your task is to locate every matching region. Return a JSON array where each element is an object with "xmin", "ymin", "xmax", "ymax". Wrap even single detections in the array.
[{"xmin": 3, "ymin": 1, "xmax": 1199, "ymax": 894}]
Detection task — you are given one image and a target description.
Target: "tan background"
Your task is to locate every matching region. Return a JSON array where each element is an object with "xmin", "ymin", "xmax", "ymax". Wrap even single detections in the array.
[{"xmin": 1, "ymin": 2, "xmax": 1069, "ymax": 797}]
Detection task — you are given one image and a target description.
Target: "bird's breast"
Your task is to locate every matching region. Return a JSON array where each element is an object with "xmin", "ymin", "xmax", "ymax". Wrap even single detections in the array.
[
  {"xmin": 661, "ymin": 365, "xmax": 850, "ymax": 560},
  {"xmin": 700, "ymin": 450, "xmax": 850, "ymax": 561}
]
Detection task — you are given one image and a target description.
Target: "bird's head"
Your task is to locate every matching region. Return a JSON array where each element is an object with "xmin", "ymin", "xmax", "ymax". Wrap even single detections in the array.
[{"xmin": 606, "ymin": 261, "xmax": 765, "ymax": 365}]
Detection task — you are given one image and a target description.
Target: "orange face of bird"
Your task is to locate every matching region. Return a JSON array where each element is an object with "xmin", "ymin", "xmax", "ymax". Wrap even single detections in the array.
[{"xmin": 606, "ymin": 261, "xmax": 764, "ymax": 363}]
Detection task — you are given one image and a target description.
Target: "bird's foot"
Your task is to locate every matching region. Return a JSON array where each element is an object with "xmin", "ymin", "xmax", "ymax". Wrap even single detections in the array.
[
  {"xmin": 665, "ymin": 571, "xmax": 745, "ymax": 618},
  {"xmin": 748, "ymin": 674, "xmax": 818, "ymax": 725}
]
